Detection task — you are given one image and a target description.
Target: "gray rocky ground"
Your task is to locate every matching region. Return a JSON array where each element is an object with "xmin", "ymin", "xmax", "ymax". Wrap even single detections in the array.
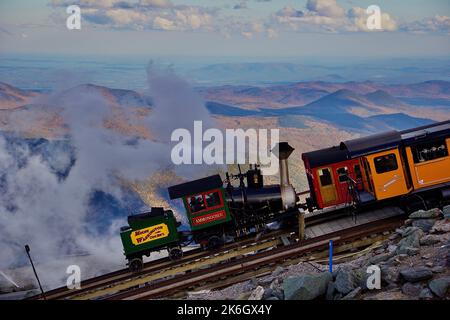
[{"xmin": 186, "ymin": 205, "xmax": 450, "ymax": 300}]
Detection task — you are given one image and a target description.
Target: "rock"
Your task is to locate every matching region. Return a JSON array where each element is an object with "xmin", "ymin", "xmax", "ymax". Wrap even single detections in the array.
[
  {"xmin": 341, "ymin": 287, "xmax": 362, "ymax": 300},
  {"xmin": 397, "ymin": 229, "xmax": 423, "ymax": 254},
  {"xmin": 381, "ymin": 266, "xmax": 400, "ymax": 285},
  {"xmin": 412, "ymin": 219, "xmax": 436, "ymax": 233},
  {"xmin": 325, "ymin": 282, "xmax": 336, "ymax": 300},
  {"xmin": 272, "ymin": 289, "xmax": 284, "ymax": 300},
  {"xmin": 421, "ymin": 254, "xmax": 431, "ymax": 260},
  {"xmin": 419, "ymin": 288, "xmax": 434, "ymax": 300},
  {"xmin": 425, "ymin": 262, "xmax": 434, "ymax": 268},
  {"xmin": 238, "ymin": 292, "xmax": 251, "ymax": 300},
  {"xmin": 403, "ymin": 227, "xmax": 423, "ymax": 238},
  {"xmin": 269, "ymin": 278, "xmax": 280, "ymax": 290},
  {"xmin": 248, "ymin": 286, "xmax": 265, "ymax": 300},
  {"xmin": 431, "ymin": 220, "xmax": 450, "ymax": 234},
  {"xmin": 369, "ymin": 252, "xmax": 394, "ymax": 264},
  {"xmin": 405, "ymin": 247, "xmax": 420, "ymax": 256},
  {"xmin": 420, "ymin": 235, "xmax": 441, "ymax": 246},
  {"xmin": 387, "ymin": 244, "xmax": 398, "ymax": 253},
  {"xmin": 266, "ymin": 296, "xmax": 279, "ymax": 301},
  {"xmin": 428, "ymin": 277, "xmax": 450, "ymax": 298},
  {"xmin": 283, "ymin": 272, "xmax": 332, "ymax": 300},
  {"xmin": 409, "ymin": 208, "xmax": 441, "ymax": 219},
  {"xmin": 400, "ymin": 267, "xmax": 433, "ymax": 283},
  {"xmin": 401, "ymin": 283, "xmax": 422, "ymax": 296},
  {"xmin": 431, "ymin": 266, "xmax": 445, "ymax": 273},
  {"xmin": 389, "ymin": 233, "xmax": 400, "ymax": 241},
  {"xmin": 272, "ymin": 266, "xmax": 285, "ymax": 277},
  {"xmin": 262, "ymin": 288, "xmax": 273, "ymax": 300},
  {"xmin": 442, "ymin": 205, "xmax": 450, "ymax": 218},
  {"xmin": 335, "ymin": 268, "xmax": 362, "ymax": 295}
]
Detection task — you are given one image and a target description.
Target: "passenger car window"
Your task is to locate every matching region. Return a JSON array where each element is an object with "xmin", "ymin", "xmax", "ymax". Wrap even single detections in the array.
[
  {"xmin": 337, "ymin": 167, "xmax": 349, "ymax": 183},
  {"xmin": 318, "ymin": 168, "xmax": 333, "ymax": 186},
  {"xmin": 374, "ymin": 153, "xmax": 398, "ymax": 174},
  {"xmin": 354, "ymin": 165, "xmax": 362, "ymax": 180},
  {"xmin": 411, "ymin": 139, "xmax": 448, "ymax": 163}
]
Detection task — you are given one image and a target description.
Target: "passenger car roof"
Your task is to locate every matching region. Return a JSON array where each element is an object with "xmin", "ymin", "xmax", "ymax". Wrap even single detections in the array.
[
  {"xmin": 401, "ymin": 120, "xmax": 450, "ymax": 146},
  {"xmin": 302, "ymin": 146, "xmax": 348, "ymax": 168},
  {"xmin": 339, "ymin": 130, "xmax": 402, "ymax": 158}
]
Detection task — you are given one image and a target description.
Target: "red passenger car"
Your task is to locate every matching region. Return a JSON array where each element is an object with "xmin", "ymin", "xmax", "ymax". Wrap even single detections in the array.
[{"xmin": 302, "ymin": 146, "xmax": 364, "ymax": 211}]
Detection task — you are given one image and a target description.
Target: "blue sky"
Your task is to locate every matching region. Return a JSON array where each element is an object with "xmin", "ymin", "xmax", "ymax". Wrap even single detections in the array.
[{"xmin": 0, "ymin": 0, "xmax": 449, "ymax": 57}]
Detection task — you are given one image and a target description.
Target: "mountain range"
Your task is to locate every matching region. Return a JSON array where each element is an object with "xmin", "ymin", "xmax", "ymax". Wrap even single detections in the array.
[{"xmin": 1, "ymin": 80, "xmax": 449, "ymax": 137}]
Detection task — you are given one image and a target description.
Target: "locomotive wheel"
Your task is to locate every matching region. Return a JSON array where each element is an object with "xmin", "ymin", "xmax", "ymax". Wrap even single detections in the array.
[
  {"xmin": 128, "ymin": 257, "xmax": 143, "ymax": 273},
  {"xmin": 207, "ymin": 235, "xmax": 223, "ymax": 250},
  {"xmin": 168, "ymin": 246, "xmax": 183, "ymax": 261}
]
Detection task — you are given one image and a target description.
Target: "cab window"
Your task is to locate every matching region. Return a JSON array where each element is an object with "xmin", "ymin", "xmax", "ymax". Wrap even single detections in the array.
[
  {"xmin": 374, "ymin": 153, "xmax": 398, "ymax": 174},
  {"xmin": 205, "ymin": 191, "xmax": 221, "ymax": 207},
  {"xmin": 337, "ymin": 167, "xmax": 349, "ymax": 183},
  {"xmin": 188, "ymin": 195, "xmax": 205, "ymax": 213},
  {"xmin": 411, "ymin": 139, "xmax": 448, "ymax": 163},
  {"xmin": 318, "ymin": 168, "xmax": 333, "ymax": 186},
  {"xmin": 187, "ymin": 190, "xmax": 223, "ymax": 214}
]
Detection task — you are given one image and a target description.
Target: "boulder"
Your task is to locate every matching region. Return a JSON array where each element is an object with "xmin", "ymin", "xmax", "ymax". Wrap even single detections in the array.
[
  {"xmin": 334, "ymin": 268, "xmax": 363, "ymax": 295},
  {"xmin": 400, "ymin": 267, "xmax": 433, "ymax": 283},
  {"xmin": 397, "ymin": 228, "xmax": 423, "ymax": 254},
  {"xmin": 381, "ymin": 266, "xmax": 401, "ymax": 285},
  {"xmin": 248, "ymin": 286, "xmax": 265, "ymax": 300},
  {"xmin": 403, "ymin": 226, "xmax": 424, "ymax": 238},
  {"xmin": 387, "ymin": 244, "xmax": 398, "ymax": 253},
  {"xmin": 442, "ymin": 205, "xmax": 450, "ymax": 218},
  {"xmin": 431, "ymin": 266, "xmax": 445, "ymax": 274},
  {"xmin": 408, "ymin": 208, "xmax": 441, "ymax": 219},
  {"xmin": 412, "ymin": 219, "xmax": 436, "ymax": 233},
  {"xmin": 325, "ymin": 282, "xmax": 336, "ymax": 300},
  {"xmin": 428, "ymin": 277, "xmax": 450, "ymax": 298},
  {"xmin": 271, "ymin": 266, "xmax": 285, "ymax": 277},
  {"xmin": 401, "ymin": 282, "xmax": 422, "ymax": 296},
  {"xmin": 341, "ymin": 287, "xmax": 362, "ymax": 300},
  {"xmin": 283, "ymin": 272, "xmax": 332, "ymax": 300},
  {"xmin": 420, "ymin": 235, "xmax": 441, "ymax": 246},
  {"xmin": 262, "ymin": 288, "xmax": 273, "ymax": 300},
  {"xmin": 419, "ymin": 288, "xmax": 434, "ymax": 300},
  {"xmin": 431, "ymin": 220, "xmax": 450, "ymax": 234},
  {"xmin": 369, "ymin": 252, "xmax": 394, "ymax": 265}
]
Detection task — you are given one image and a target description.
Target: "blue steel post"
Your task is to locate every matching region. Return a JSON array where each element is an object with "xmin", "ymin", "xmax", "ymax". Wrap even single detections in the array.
[{"xmin": 329, "ymin": 240, "xmax": 333, "ymax": 273}]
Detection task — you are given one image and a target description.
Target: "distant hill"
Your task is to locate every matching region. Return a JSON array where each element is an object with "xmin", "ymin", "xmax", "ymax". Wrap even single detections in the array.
[
  {"xmin": 201, "ymin": 80, "xmax": 450, "ymax": 110},
  {"xmin": 366, "ymin": 113, "xmax": 435, "ymax": 131},
  {"xmin": 0, "ymin": 82, "xmax": 38, "ymax": 109}
]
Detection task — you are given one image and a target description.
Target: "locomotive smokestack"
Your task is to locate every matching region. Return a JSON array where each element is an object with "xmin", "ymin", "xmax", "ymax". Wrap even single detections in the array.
[
  {"xmin": 275, "ymin": 142, "xmax": 295, "ymax": 186},
  {"xmin": 272, "ymin": 142, "xmax": 296, "ymax": 209}
]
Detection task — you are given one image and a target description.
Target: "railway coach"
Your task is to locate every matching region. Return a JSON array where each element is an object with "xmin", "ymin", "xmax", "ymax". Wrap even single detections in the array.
[{"xmin": 302, "ymin": 120, "xmax": 450, "ymax": 212}]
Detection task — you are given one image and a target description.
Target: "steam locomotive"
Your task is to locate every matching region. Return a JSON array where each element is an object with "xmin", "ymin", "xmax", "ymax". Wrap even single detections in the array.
[{"xmin": 120, "ymin": 121, "xmax": 450, "ymax": 272}]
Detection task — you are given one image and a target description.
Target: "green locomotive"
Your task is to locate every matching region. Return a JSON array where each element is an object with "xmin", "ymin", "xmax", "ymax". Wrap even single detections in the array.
[{"xmin": 120, "ymin": 142, "xmax": 299, "ymax": 272}]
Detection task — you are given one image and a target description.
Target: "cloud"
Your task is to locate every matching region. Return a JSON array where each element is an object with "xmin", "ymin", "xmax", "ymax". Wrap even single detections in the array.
[
  {"xmin": 401, "ymin": 15, "xmax": 450, "ymax": 34},
  {"xmin": 306, "ymin": 0, "xmax": 345, "ymax": 18},
  {"xmin": 50, "ymin": 0, "xmax": 216, "ymax": 32},
  {"xmin": 49, "ymin": 0, "xmax": 447, "ymax": 37},
  {"xmin": 347, "ymin": 7, "xmax": 397, "ymax": 32},
  {"xmin": 153, "ymin": 16, "xmax": 176, "ymax": 30},
  {"xmin": 273, "ymin": 2, "xmax": 399, "ymax": 33}
]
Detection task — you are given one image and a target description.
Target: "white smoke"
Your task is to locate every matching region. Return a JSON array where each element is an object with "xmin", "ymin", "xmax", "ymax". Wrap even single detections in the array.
[{"xmin": 0, "ymin": 65, "xmax": 214, "ymax": 291}]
